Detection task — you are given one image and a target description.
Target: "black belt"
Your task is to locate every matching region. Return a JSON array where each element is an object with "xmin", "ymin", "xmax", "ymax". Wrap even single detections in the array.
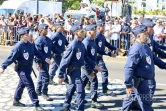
[
  {"xmin": 72, "ymin": 66, "xmax": 81, "ymax": 70},
  {"xmin": 18, "ymin": 62, "xmax": 33, "ymax": 66},
  {"xmin": 134, "ymin": 76, "xmax": 149, "ymax": 81}
]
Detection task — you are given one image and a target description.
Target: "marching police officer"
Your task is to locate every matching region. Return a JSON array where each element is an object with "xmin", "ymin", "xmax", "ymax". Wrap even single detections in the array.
[
  {"xmin": 82, "ymin": 24, "xmax": 104, "ymax": 109},
  {"xmin": 95, "ymin": 21, "xmax": 121, "ymax": 94},
  {"xmin": 122, "ymin": 25, "xmax": 166, "ymax": 111},
  {"xmin": 141, "ymin": 18, "xmax": 166, "ymax": 96},
  {"xmin": 0, "ymin": 27, "xmax": 51, "ymax": 111},
  {"xmin": 58, "ymin": 24, "xmax": 102, "ymax": 111},
  {"xmin": 49, "ymin": 22, "xmax": 69, "ymax": 85},
  {"xmin": 35, "ymin": 24, "xmax": 62, "ymax": 101}
]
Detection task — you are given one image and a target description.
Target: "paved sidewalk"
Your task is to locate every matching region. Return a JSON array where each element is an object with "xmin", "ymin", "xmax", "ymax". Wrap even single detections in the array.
[{"xmin": 0, "ymin": 67, "xmax": 126, "ymax": 111}]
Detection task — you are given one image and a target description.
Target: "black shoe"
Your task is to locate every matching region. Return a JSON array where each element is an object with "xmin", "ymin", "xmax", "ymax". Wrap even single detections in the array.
[
  {"xmin": 13, "ymin": 100, "xmax": 25, "ymax": 107},
  {"xmin": 65, "ymin": 80, "xmax": 69, "ymax": 88},
  {"xmin": 102, "ymin": 86, "xmax": 113, "ymax": 95},
  {"xmin": 49, "ymin": 79, "xmax": 58, "ymax": 85},
  {"xmin": 42, "ymin": 94, "xmax": 53, "ymax": 101},
  {"xmin": 36, "ymin": 92, "xmax": 41, "ymax": 96},
  {"xmin": 86, "ymin": 82, "xmax": 91, "ymax": 91},
  {"xmin": 62, "ymin": 107, "xmax": 70, "ymax": 111},
  {"xmin": 35, "ymin": 105, "xmax": 45, "ymax": 111},
  {"xmin": 74, "ymin": 99, "xmax": 88, "ymax": 104},
  {"xmin": 91, "ymin": 101, "xmax": 104, "ymax": 109}
]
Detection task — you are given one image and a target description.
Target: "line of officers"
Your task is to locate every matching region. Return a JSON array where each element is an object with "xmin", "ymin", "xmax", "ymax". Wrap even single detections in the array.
[{"xmin": 0, "ymin": 18, "xmax": 166, "ymax": 111}]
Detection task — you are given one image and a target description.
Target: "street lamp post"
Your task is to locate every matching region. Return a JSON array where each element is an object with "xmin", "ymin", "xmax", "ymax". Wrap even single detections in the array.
[{"xmin": 36, "ymin": 0, "xmax": 39, "ymax": 14}]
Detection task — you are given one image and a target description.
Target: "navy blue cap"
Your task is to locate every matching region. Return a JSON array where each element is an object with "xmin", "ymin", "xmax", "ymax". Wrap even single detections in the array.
[
  {"xmin": 38, "ymin": 24, "xmax": 48, "ymax": 30},
  {"xmin": 17, "ymin": 27, "xmax": 29, "ymax": 35},
  {"xmin": 54, "ymin": 22, "xmax": 64, "ymax": 26},
  {"xmin": 141, "ymin": 18, "xmax": 155, "ymax": 27},
  {"xmin": 132, "ymin": 25, "xmax": 147, "ymax": 35},
  {"xmin": 70, "ymin": 24, "xmax": 83, "ymax": 33},
  {"xmin": 84, "ymin": 24, "xmax": 97, "ymax": 31},
  {"xmin": 96, "ymin": 22, "xmax": 105, "ymax": 27}
]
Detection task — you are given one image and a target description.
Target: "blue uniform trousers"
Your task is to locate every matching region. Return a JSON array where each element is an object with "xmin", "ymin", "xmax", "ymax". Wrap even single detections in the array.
[
  {"xmin": 36, "ymin": 63, "xmax": 49, "ymax": 94},
  {"xmin": 81, "ymin": 67, "xmax": 98, "ymax": 101},
  {"xmin": 121, "ymin": 80, "xmax": 153, "ymax": 111},
  {"xmin": 97, "ymin": 56, "xmax": 108, "ymax": 87},
  {"xmin": 63, "ymin": 69, "xmax": 85, "ymax": 111},
  {"xmin": 14, "ymin": 68, "xmax": 39, "ymax": 107},
  {"xmin": 49, "ymin": 55, "xmax": 68, "ymax": 81},
  {"xmin": 148, "ymin": 78, "xmax": 156, "ymax": 97}
]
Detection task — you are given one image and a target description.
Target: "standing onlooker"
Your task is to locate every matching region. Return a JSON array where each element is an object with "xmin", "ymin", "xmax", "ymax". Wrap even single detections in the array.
[
  {"xmin": 105, "ymin": 4, "xmax": 110, "ymax": 16},
  {"xmin": 0, "ymin": 15, "xmax": 8, "ymax": 45},
  {"xmin": 110, "ymin": 19, "xmax": 121, "ymax": 48},
  {"xmin": 153, "ymin": 19, "xmax": 164, "ymax": 44}
]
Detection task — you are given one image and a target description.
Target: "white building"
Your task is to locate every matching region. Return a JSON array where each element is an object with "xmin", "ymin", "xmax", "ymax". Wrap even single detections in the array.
[{"xmin": 134, "ymin": 0, "xmax": 166, "ymax": 11}]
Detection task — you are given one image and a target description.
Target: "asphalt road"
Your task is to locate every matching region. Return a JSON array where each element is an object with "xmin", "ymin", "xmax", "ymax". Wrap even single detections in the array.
[{"xmin": 0, "ymin": 48, "xmax": 166, "ymax": 110}]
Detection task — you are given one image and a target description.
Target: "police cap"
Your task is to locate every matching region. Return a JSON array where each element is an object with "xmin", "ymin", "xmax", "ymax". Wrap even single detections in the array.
[
  {"xmin": 132, "ymin": 25, "xmax": 147, "ymax": 35},
  {"xmin": 17, "ymin": 27, "xmax": 29, "ymax": 35},
  {"xmin": 70, "ymin": 24, "xmax": 83, "ymax": 33},
  {"xmin": 54, "ymin": 21, "xmax": 65, "ymax": 26},
  {"xmin": 96, "ymin": 21, "xmax": 105, "ymax": 27},
  {"xmin": 141, "ymin": 18, "xmax": 155, "ymax": 27},
  {"xmin": 84, "ymin": 24, "xmax": 97, "ymax": 31},
  {"xmin": 38, "ymin": 24, "xmax": 48, "ymax": 30}
]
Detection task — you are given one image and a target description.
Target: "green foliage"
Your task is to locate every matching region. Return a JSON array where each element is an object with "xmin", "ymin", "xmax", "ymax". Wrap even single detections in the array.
[
  {"xmin": 63, "ymin": 0, "xmax": 80, "ymax": 11},
  {"xmin": 91, "ymin": 0, "xmax": 105, "ymax": 6}
]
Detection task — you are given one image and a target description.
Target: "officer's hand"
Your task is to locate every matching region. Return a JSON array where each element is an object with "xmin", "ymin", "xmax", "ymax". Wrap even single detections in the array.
[
  {"xmin": 116, "ymin": 48, "xmax": 122, "ymax": 53},
  {"xmin": 126, "ymin": 86, "xmax": 134, "ymax": 96},
  {"xmin": 37, "ymin": 63, "xmax": 42, "ymax": 70},
  {"xmin": 94, "ymin": 66, "xmax": 102, "ymax": 72},
  {"xmin": 61, "ymin": 53, "xmax": 64, "ymax": 57},
  {"xmin": 45, "ymin": 58, "xmax": 51, "ymax": 65},
  {"xmin": 0, "ymin": 67, "xmax": 5, "ymax": 74},
  {"xmin": 89, "ymin": 72, "xmax": 95, "ymax": 78},
  {"xmin": 111, "ymin": 52, "xmax": 117, "ymax": 58},
  {"xmin": 58, "ymin": 78, "xmax": 64, "ymax": 84}
]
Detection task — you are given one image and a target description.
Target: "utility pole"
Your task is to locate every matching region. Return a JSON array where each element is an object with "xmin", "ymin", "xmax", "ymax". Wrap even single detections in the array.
[{"xmin": 36, "ymin": 0, "xmax": 39, "ymax": 14}]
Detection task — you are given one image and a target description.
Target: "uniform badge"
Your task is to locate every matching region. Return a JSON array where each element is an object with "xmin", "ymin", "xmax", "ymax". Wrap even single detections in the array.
[
  {"xmin": 91, "ymin": 47, "xmax": 95, "ymax": 56},
  {"xmin": 146, "ymin": 56, "xmax": 151, "ymax": 65},
  {"xmin": 44, "ymin": 46, "xmax": 48, "ymax": 53},
  {"xmin": 23, "ymin": 52, "xmax": 29, "ymax": 60},
  {"xmin": 76, "ymin": 49, "xmax": 81, "ymax": 60},
  {"xmin": 58, "ymin": 39, "xmax": 62, "ymax": 46},
  {"xmin": 98, "ymin": 41, "xmax": 102, "ymax": 47}
]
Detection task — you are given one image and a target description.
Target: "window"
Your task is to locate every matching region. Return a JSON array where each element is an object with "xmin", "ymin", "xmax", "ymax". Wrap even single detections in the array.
[
  {"xmin": 142, "ymin": 2, "xmax": 146, "ymax": 7},
  {"xmin": 15, "ymin": 9, "xmax": 24, "ymax": 15},
  {"xmin": 0, "ymin": 9, "xmax": 15, "ymax": 18}
]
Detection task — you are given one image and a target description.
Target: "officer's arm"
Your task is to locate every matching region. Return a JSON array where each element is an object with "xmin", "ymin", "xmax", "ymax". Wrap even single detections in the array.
[
  {"xmin": 34, "ymin": 44, "xmax": 45, "ymax": 63},
  {"xmin": 153, "ymin": 54, "xmax": 166, "ymax": 69},
  {"xmin": 52, "ymin": 40, "xmax": 63, "ymax": 55},
  {"xmin": 156, "ymin": 48, "xmax": 166, "ymax": 59},
  {"xmin": 124, "ymin": 52, "xmax": 140, "ymax": 88},
  {"xmin": 154, "ymin": 40, "xmax": 166, "ymax": 50},
  {"xmin": 105, "ymin": 39, "xmax": 117, "ymax": 51},
  {"xmin": 65, "ymin": 37, "xmax": 69, "ymax": 46},
  {"xmin": 83, "ymin": 43, "xmax": 95, "ymax": 74},
  {"xmin": 1, "ymin": 47, "xmax": 21, "ymax": 69},
  {"xmin": 58, "ymin": 46, "xmax": 74, "ymax": 78},
  {"xmin": 84, "ymin": 46, "xmax": 96, "ymax": 70}
]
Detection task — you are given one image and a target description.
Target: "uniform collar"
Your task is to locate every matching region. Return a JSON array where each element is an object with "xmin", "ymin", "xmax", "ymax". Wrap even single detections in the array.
[
  {"xmin": 87, "ymin": 36, "xmax": 94, "ymax": 41},
  {"xmin": 74, "ymin": 37, "xmax": 82, "ymax": 42}
]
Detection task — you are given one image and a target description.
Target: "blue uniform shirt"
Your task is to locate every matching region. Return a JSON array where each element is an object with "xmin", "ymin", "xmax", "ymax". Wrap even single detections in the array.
[
  {"xmin": 1, "ymin": 40, "xmax": 45, "ymax": 69},
  {"xmin": 58, "ymin": 38, "xmax": 96, "ymax": 78},
  {"xmin": 83, "ymin": 36, "xmax": 97, "ymax": 74},
  {"xmin": 35, "ymin": 36, "xmax": 62, "ymax": 60},
  {"xmin": 95, "ymin": 32, "xmax": 116, "ymax": 56},
  {"xmin": 51, "ymin": 32, "xmax": 69, "ymax": 53},
  {"xmin": 124, "ymin": 41, "xmax": 155, "ymax": 88}
]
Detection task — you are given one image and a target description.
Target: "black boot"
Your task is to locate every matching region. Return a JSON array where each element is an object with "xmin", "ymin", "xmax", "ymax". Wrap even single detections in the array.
[
  {"xmin": 36, "ymin": 92, "xmax": 41, "ymax": 96},
  {"xmin": 62, "ymin": 107, "xmax": 70, "ymax": 111},
  {"xmin": 86, "ymin": 82, "xmax": 91, "ymax": 91},
  {"xmin": 74, "ymin": 99, "xmax": 88, "ymax": 104},
  {"xmin": 91, "ymin": 100, "xmax": 104, "ymax": 109},
  {"xmin": 13, "ymin": 100, "xmax": 25, "ymax": 107},
  {"xmin": 102, "ymin": 86, "xmax": 113, "ymax": 95},
  {"xmin": 42, "ymin": 94, "xmax": 53, "ymax": 101},
  {"xmin": 49, "ymin": 78, "xmax": 58, "ymax": 85},
  {"xmin": 35, "ymin": 105, "xmax": 45, "ymax": 111}
]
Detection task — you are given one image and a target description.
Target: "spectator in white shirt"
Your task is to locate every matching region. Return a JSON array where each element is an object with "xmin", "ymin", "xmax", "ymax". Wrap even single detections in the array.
[
  {"xmin": 110, "ymin": 19, "xmax": 121, "ymax": 48},
  {"xmin": 153, "ymin": 19, "xmax": 164, "ymax": 44}
]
